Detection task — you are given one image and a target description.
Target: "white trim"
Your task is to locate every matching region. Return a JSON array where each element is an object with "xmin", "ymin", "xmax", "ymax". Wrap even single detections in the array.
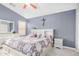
[{"xmin": 76, "ymin": 4, "xmax": 79, "ymax": 50}]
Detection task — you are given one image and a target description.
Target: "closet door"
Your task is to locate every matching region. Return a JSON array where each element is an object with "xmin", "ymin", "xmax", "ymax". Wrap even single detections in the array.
[{"xmin": 18, "ymin": 20, "xmax": 26, "ymax": 35}]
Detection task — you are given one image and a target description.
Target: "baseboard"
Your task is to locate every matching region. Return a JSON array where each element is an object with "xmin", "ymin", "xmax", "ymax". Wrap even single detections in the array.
[{"xmin": 63, "ymin": 46, "xmax": 76, "ymax": 51}]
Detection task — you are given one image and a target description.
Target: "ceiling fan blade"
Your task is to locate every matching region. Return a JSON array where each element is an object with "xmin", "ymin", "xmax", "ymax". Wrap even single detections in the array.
[
  {"xmin": 22, "ymin": 4, "xmax": 27, "ymax": 9},
  {"xmin": 30, "ymin": 3, "xmax": 37, "ymax": 9}
]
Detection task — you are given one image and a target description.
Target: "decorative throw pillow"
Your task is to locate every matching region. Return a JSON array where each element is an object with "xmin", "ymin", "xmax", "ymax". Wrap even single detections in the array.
[
  {"xmin": 44, "ymin": 32, "xmax": 53, "ymax": 42},
  {"xmin": 30, "ymin": 32, "xmax": 37, "ymax": 38}
]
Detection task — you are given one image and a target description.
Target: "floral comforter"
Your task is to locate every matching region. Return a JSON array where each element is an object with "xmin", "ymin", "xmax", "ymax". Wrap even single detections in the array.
[{"xmin": 4, "ymin": 36, "xmax": 52, "ymax": 56}]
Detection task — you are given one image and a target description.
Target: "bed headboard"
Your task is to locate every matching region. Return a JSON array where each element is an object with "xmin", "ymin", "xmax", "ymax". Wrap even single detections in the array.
[{"xmin": 31, "ymin": 29, "xmax": 54, "ymax": 38}]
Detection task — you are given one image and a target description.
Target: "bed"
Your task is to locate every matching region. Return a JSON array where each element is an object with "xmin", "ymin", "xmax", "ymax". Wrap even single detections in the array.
[{"xmin": 1, "ymin": 29, "xmax": 54, "ymax": 56}]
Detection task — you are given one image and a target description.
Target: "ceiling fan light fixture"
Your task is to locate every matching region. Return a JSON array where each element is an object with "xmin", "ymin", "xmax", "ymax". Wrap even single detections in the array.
[{"xmin": 9, "ymin": 3, "xmax": 38, "ymax": 10}]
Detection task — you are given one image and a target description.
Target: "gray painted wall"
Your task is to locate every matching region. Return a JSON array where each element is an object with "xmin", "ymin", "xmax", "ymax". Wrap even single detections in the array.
[
  {"xmin": 0, "ymin": 4, "xmax": 28, "ymax": 33},
  {"xmin": 29, "ymin": 10, "xmax": 76, "ymax": 48}
]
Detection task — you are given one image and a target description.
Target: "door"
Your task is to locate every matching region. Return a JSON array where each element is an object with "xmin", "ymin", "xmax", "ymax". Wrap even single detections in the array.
[{"xmin": 18, "ymin": 20, "xmax": 26, "ymax": 35}]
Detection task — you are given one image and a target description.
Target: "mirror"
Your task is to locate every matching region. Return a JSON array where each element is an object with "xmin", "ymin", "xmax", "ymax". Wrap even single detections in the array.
[{"xmin": 0, "ymin": 19, "xmax": 14, "ymax": 33}]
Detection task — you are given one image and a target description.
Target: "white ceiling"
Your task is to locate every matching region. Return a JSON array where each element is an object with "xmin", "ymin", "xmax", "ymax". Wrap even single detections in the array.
[{"xmin": 1, "ymin": 3, "xmax": 77, "ymax": 19}]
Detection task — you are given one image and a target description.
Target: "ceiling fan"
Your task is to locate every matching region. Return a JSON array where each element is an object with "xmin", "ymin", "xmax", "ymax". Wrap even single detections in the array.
[
  {"xmin": 22, "ymin": 3, "xmax": 37, "ymax": 10},
  {"xmin": 9, "ymin": 3, "xmax": 37, "ymax": 10}
]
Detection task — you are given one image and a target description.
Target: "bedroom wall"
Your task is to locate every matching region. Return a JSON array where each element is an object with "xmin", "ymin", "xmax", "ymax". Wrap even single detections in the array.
[
  {"xmin": 0, "ymin": 4, "xmax": 28, "ymax": 33},
  {"xmin": 28, "ymin": 10, "xmax": 76, "ymax": 48}
]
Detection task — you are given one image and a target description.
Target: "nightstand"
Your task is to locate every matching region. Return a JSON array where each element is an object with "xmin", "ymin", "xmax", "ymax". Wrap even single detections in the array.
[{"xmin": 54, "ymin": 38, "xmax": 63, "ymax": 49}]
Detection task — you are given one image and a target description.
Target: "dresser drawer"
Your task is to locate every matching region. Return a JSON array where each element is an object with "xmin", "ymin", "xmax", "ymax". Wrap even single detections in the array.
[
  {"xmin": 54, "ymin": 41, "xmax": 63, "ymax": 44},
  {"xmin": 54, "ymin": 38, "xmax": 63, "ymax": 43},
  {"xmin": 54, "ymin": 43, "xmax": 62, "ymax": 46}
]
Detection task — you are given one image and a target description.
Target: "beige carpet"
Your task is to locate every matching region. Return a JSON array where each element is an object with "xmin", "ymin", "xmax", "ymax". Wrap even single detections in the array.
[{"xmin": 47, "ymin": 47, "xmax": 79, "ymax": 56}]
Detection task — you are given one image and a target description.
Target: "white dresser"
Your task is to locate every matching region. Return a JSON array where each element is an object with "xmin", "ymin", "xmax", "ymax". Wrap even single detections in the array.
[{"xmin": 54, "ymin": 38, "xmax": 63, "ymax": 49}]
